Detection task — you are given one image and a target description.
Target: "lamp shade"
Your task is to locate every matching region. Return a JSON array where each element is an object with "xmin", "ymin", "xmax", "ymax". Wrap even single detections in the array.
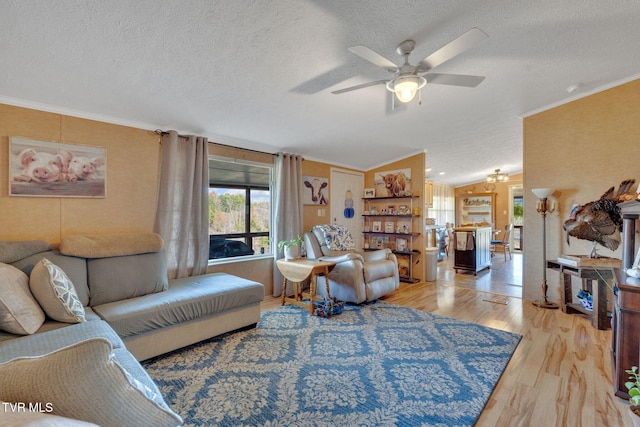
[{"xmin": 531, "ymin": 188, "xmax": 554, "ymax": 199}]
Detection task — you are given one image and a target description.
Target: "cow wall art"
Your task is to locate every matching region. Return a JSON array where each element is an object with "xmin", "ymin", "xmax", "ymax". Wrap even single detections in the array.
[
  {"xmin": 10, "ymin": 136, "xmax": 106, "ymax": 198},
  {"xmin": 302, "ymin": 176, "xmax": 328, "ymax": 205},
  {"xmin": 374, "ymin": 168, "xmax": 411, "ymax": 198}
]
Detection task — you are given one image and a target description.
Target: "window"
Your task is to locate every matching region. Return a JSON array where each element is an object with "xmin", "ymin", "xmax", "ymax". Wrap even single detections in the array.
[{"xmin": 208, "ymin": 158, "xmax": 272, "ymax": 260}]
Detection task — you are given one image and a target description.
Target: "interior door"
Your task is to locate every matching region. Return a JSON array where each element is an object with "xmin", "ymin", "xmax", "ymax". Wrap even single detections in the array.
[{"xmin": 330, "ymin": 168, "xmax": 364, "ymax": 250}]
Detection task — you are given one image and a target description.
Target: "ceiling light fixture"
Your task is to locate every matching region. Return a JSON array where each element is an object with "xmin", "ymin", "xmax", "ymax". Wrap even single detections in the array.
[
  {"xmin": 486, "ymin": 168, "xmax": 509, "ymax": 183},
  {"xmin": 386, "ymin": 74, "xmax": 426, "ymax": 103}
]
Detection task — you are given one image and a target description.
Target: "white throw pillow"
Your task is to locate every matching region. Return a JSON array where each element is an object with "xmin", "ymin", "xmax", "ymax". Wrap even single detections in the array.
[
  {"xmin": 0, "ymin": 338, "xmax": 182, "ymax": 427},
  {"xmin": 29, "ymin": 258, "xmax": 85, "ymax": 323},
  {"xmin": 0, "ymin": 262, "xmax": 45, "ymax": 335}
]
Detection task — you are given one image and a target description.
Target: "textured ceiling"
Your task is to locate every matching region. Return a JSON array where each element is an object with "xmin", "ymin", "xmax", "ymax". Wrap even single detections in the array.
[{"xmin": 1, "ymin": 0, "xmax": 640, "ymax": 186}]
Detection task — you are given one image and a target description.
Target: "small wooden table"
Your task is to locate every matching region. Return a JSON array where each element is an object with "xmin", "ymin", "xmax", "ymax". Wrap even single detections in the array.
[
  {"xmin": 548, "ymin": 258, "xmax": 619, "ymax": 330},
  {"xmin": 276, "ymin": 259, "xmax": 336, "ymax": 315}
]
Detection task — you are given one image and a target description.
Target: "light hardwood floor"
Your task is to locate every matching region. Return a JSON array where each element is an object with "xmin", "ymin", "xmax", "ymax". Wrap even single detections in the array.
[{"xmin": 261, "ymin": 253, "xmax": 632, "ymax": 426}]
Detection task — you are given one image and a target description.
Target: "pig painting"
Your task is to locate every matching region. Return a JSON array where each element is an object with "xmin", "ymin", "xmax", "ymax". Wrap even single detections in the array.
[
  {"xmin": 66, "ymin": 154, "xmax": 105, "ymax": 181},
  {"xmin": 10, "ymin": 137, "xmax": 106, "ymax": 198},
  {"xmin": 12, "ymin": 148, "xmax": 67, "ymax": 183}
]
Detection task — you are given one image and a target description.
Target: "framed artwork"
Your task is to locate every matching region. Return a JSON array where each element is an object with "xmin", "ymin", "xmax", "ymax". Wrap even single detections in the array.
[
  {"xmin": 374, "ymin": 168, "xmax": 412, "ymax": 197},
  {"xmin": 396, "ymin": 238, "xmax": 407, "ymax": 252},
  {"xmin": 364, "ymin": 188, "xmax": 375, "ymax": 198},
  {"xmin": 9, "ymin": 136, "xmax": 106, "ymax": 198},
  {"xmin": 397, "ymin": 254, "xmax": 410, "ymax": 278},
  {"xmin": 302, "ymin": 176, "xmax": 328, "ymax": 205},
  {"xmin": 372, "ymin": 221, "xmax": 382, "ymax": 232},
  {"xmin": 385, "ymin": 221, "xmax": 395, "ymax": 233}
]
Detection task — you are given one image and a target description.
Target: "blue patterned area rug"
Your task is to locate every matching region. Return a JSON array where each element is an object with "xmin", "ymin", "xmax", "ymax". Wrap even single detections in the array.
[{"xmin": 142, "ymin": 301, "xmax": 521, "ymax": 427}]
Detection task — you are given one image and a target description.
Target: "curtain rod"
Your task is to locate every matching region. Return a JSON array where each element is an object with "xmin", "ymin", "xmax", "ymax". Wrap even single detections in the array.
[{"xmin": 155, "ymin": 129, "xmax": 276, "ymax": 157}]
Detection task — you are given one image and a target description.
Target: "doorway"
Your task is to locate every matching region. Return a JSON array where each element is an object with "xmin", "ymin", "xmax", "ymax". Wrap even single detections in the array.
[
  {"xmin": 508, "ymin": 185, "xmax": 524, "ymax": 252},
  {"xmin": 330, "ymin": 168, "xmax": 364, "ymax": 250}
]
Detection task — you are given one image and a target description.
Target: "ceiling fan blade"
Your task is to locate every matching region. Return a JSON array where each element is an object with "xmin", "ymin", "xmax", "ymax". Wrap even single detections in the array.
[
  {"xmin": 331, "ymin": 79, "xmax": 389, "ymax": 95},
  {"xmin": 418, "ymin": 27, "xmax": 488, "ymax": 71},
  {"xmin": 425, "ymin": 73, "xmax": 485, "ymax": 87},
  {"xmin": 348, "ymin": 45, "xmax": 398, "ymax": 72}
]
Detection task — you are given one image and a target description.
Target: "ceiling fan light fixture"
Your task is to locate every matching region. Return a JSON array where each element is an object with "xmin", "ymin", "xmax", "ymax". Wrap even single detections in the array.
[{"xmin": 386, "ymin": 75, "xmax": 426, "ymax": 103}]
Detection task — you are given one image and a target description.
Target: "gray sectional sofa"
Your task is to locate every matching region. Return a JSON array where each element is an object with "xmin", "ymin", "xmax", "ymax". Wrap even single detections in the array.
[{"xmin": 0, "ymin": 233, "xmax": 265, "ymax": 426}]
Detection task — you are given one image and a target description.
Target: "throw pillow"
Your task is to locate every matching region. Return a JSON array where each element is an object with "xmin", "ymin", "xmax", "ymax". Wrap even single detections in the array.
[
  {"xmin": 0, "ymin": 338, "xmax": 182, "ymax": 427},
  {"xmin": 316, "ymin": 224, "xmax": 356, "ymax": 251},
  {"xmin": 0, "ymin": 263, "xmax": 45, "ymax": 335},
  {"xmin": 29, "ymin": 258, "xmax": 86, "ymax": 323}
]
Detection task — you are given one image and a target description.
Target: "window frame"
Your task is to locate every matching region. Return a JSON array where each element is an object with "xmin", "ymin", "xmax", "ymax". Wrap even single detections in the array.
[{"xmin": 207, "ymin": 157, "xmax": 273, "ymax": 263}]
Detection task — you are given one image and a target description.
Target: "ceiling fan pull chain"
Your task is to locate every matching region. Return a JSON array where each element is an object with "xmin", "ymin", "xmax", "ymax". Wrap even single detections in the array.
[{"xmin": 418, "ymin": 89, "xmax": 422, "ymax": 105}]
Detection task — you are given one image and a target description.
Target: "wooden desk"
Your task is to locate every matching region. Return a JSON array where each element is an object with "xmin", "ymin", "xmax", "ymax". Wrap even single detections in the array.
[
  {"xmin": 547, "ymin": 260, "xmax": 615, "ymax": 330},
  {"xmin": 276, "ymin": 259, "xmax": 336, "ymax": 315}
]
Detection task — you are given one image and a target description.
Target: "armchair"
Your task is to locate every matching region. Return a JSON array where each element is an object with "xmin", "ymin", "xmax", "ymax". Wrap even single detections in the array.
[{"xmin": 303, "ymin": 225, "xmax": 399, "ymax": 303}]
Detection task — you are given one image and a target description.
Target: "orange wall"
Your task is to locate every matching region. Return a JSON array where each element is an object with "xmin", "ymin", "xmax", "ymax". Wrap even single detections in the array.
[{"xmin": 523, "ymin": 78, "xmax": 640, "ymax": 302}]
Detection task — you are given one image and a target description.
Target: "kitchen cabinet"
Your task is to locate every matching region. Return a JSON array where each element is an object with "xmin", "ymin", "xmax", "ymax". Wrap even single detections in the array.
[{"xmin": 456, "ymin": 193, "xmax": 496, "ymax": 227}]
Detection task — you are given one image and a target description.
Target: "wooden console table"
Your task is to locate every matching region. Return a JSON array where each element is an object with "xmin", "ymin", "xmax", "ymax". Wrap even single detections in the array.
[
  {"xmin": 276, "ymin": 259, "xmax": 335, "ymax": 316},
  {"xmin": 547, "ymin": 259, "xmax": 616, "ymax": 330}
]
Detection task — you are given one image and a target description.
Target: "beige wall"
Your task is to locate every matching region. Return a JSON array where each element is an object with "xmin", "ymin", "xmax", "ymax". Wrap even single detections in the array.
[
  {"xmin": 523, "ymin": 78, "xmax": 640, "ymax": 302},
  {"xmin": 0, "ymin": 103, "xmax": 160, "ymax": 245}
]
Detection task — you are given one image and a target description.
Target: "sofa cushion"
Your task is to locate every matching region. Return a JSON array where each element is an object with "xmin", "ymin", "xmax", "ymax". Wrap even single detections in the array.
[
  {"xmin": 0, "ymin": 240, "xmax": 50, "ymax": 264},
  {"xmin": 87, "ymin": 251, "xmax": 168, "ymax": 306},
  {"xmin": 0, "ymin": 263, "xmax": 45, "ymax": 335},
  {"xmin": 0, "ymin": 307, "xmax": 102, "ymax": 344},
  {"xmin": 30, "ymin": 259, "xmax": 86, "ymax": 324},
  {"xmin": 0, "ymin": 338, "xmax": 182, "ymax": 427},
  {"xmin": 11, "ymin": 251, "xmax": 90, "ymax": 306},
  {"xmin": 93, "ymin": 272, "xmax": 264, "ymax": 337}
]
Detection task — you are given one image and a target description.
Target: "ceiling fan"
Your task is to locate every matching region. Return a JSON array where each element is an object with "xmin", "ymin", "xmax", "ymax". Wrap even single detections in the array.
[{"xmin": 332, "ymin": 28, "xmax": 488, "ymax": 106}]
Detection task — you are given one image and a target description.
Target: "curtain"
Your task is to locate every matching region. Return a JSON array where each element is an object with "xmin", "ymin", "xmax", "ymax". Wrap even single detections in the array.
[
  {"xmin": 154, "ymin": 130, "xmax": 209, "ymax": 279},
  {"xmin": 272, "ymin": 153, "xmax": 304, "ymax": 296},
  {"xmin": 430, "ymin": 183, "xmax": 455, "ymax": 225}
]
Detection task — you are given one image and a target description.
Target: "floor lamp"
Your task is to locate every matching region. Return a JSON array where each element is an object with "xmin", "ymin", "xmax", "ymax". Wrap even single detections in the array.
[{"xmin": 532, "ymin": 188, "xmax": 559, "ymax": 309}]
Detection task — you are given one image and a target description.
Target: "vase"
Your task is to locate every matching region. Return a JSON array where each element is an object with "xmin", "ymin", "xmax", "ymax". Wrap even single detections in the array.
[
  {"xmin": 630, "ymin": 406, "xmax": 640, "ymax": 427},
  {"xmin": 284, "ymin": 245, "xmax": 299, "ymax": 260}
]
